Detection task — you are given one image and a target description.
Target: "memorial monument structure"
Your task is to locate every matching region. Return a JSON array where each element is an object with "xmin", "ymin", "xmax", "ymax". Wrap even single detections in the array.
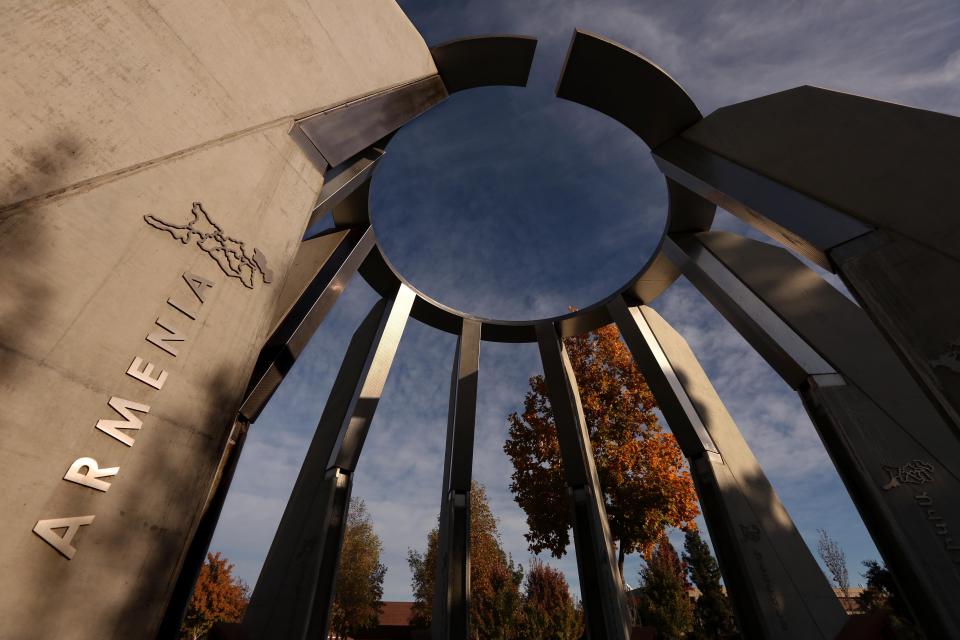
[{"xmin": 1, "ymin": 2, "xmax": 959, "ymax": 639}]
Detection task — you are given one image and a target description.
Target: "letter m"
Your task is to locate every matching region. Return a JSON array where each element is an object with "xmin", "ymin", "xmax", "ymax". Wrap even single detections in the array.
[{"xmin": 95, "ymin": 397, "xmax": 150, "ymax": 447}]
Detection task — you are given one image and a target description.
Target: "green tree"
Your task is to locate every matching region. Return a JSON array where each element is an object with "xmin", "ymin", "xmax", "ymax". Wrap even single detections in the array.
[
  {"xmin": 516, "ymin": 559, "xmax": 582, "ymax": 640},
  {"xmin": 330, "ymin": 498, "xmax": 387, "ymax": 639},
  {"xmin": 857, "ymin": 561, "xmax": 923, "ymax": 640},
  {"xmin": 682, "ymin": 530, "xmax": 737, "ymax": 639},
  {"xmin": 179, "ymin": 552, "xmax": 249, "ymax": 640},
  {"xmin": 505, "ymin": 323, "xmax": 699, "ymax": 578},
  {"xmin": 636, "ymin": 537, "xmax": 693, "ymax": 640},
  {"xmin": 408, "ymin": 481, "xmax": 522, "ymax": 638}
]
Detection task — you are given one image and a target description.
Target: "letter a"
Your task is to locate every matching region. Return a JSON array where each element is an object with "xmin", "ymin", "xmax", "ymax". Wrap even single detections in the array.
[
  {"xmin": 33, "ymin": 515, "xmax": 95, "ymax": 559},
  {"xmin": 183, "ymin": 272, "xmax": 214, "ymax": 303},
  {"xmin": 95, "ymin": 397, "xmax": 150, "ymax": 447}
]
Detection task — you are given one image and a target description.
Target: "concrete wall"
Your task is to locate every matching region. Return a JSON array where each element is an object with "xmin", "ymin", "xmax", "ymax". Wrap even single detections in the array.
[{"xmin": 0, "ymin": 3, "xmax": 435, "ymax": 638}]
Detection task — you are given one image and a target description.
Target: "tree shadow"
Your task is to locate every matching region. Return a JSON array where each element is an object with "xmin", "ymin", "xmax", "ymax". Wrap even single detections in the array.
[
  {"xmin": 0, "ymin": 137, "xmax": 78, "ymax": 383},
  {"xmin": 15, "ymin": 357, "xmax": 249, "ymax": 639}
]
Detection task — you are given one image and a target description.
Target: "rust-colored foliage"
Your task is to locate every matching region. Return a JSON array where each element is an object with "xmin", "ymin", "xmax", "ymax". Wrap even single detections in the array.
[
  {"xmin": 504, "ymin": 322, "xmax": 699, "ymax": 564},
  {"xmin": 180, "ymin": 552, "xmax": 249, "ymax": 640},
  {"xmin": 518, "ymin": 559, "xmax": 583, "ymax": 639}
]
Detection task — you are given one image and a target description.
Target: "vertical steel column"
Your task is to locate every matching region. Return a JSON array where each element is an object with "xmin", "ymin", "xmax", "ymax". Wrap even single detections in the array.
[
  {"xmin": 243, "ymin": 285, "xmax": 415, "ymax": 640},
  {"xmin": 535, "ymin": 323, "xmax": 631, "ymax": 640},
  {"xmin": 667, "ymin": 230, "xmax": 960, "ymax": 640},
  {"xmin": 609, "ymin": 297, "xmax": 845, "ymax": 639},
  {"xmin": 432, "ymin": 319, "xmax": 481, "ymax": 640}
]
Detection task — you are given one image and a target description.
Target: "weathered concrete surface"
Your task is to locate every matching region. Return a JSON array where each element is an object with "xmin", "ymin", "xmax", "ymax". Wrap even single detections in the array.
[
  {"xmin": 671, "ymin": 87, "xmax": 960, "ymax": 438},
  {"xmin": 832, "ymin": 230, "xmax": 960, "ymax": 441},
  {"xmin": 0, "ymin": 122, "xmax": 320, "ymax": 640},
  {"xmin": 687, "ymin": 231, "xmax": 960, "ymax": 640},
  {"xmin": 0, "ymin": 0, "xmax": 435, "ymax": 210},
  {"xmin": 0, "ymin": 2, "xmax": 434, "ymax": 638},
  {"xmin": 681, "ymin": 86, "xmax": 960, "ymax": 261}
]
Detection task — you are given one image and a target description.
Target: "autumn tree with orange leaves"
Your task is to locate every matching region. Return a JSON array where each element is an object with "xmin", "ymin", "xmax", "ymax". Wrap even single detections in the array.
[
  {"xmin": 180, "ymin": 552, "xmax": 249, "ymax": 640},
  {"xmin": 504, "ymin": 322, "xmax": 699, "ymax": 577}
]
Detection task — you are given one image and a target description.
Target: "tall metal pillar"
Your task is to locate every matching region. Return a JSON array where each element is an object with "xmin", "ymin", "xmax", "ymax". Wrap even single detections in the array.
[
  {"xmin": 432, "ymin": 318, "xmax": 481, "ymax": 640},
  {"xmin": 667, "ymin": 230, "xmax": 960, "ymax": 640},
  {"xmin": 243, "ymin": 285, "xmax": 415, "ymax": 640},
  {"xmin": 608, "ymin": 297, "xmax": 845, "ymax": 639},
  {"xmin": 535, "ymin": 323, "xmax": 631, "ymax": 640}
]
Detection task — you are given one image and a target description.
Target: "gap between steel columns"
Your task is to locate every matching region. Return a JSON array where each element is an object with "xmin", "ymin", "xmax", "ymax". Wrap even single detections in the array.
[
  {"xmin": 666, "ymin": 230, "xmax": 960, "ymax": 640},
  {"xmin": 243, "ymin": 285, "xmax": 415, "ymax": 640},
  {"xmin": 433, "ymin": 318, "xmax": 481, "ymax": 640},
  {"xmin": 608, "ymin": 296, "xmax": 846, "ymax": 640},
  {"xmin": 534, "ymin": 323, "xmax": 631, "ymax": 640}
]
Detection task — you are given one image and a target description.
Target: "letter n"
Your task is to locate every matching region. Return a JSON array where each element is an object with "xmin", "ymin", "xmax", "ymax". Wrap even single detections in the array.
[
  {"xmin": 146, "ymin": 318, "xmax": 185, "ymax": 356},
  {"xmin": 95, "ymin": 397, "xmax": 150, "ymax": 447},
  {"xmin": 33, "ymin": 515, "xmax": 95, "ymax": 559}
]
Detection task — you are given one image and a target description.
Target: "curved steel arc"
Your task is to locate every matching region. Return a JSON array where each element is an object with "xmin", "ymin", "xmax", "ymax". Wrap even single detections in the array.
[
  {"xmin": 351, "ymin": 31, "xmax": 714, "ymax": 342},
  {"xmin": 431, "ymin": 35, "xmax": 538, "ymax": 94},
  {"xmin": 555, "ymin": 29, "xmax": 702, "ymax": 148}
]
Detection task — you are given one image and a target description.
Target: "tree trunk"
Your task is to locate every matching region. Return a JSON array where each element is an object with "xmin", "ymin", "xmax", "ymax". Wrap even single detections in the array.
[{"xmin": 617, "ymin": 542, "xmax": 626, "ymax": 585}]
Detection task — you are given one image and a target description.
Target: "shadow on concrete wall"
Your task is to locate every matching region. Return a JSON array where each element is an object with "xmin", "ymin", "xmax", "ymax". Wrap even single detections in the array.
[
  {"xmin": 0, "ymin": 138, "xmax": 80, "ymax": 383},
  {"xmin": 18, "ymin": 360, "xmax": 243, "ymax": 640},
  {"xmin": 110, "ymin": 364, "xmax": 243, "ymax": 638}
]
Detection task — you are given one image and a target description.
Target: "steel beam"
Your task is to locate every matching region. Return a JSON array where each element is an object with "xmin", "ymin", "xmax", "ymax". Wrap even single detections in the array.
[
  {"xmin": 304, "ymin": 147, "xmax": 384, "ymax": 235},
  {"xmin": 608, "ymin": 297, "xmax": 845, "ymax": 639},
  {"xmin": 668, "ymin": 230, "xmax": 960, "ymax": 640},
  {"xmin": 239, "ymin": 225, "xmax": 376, "ymax": 422},
  {"xmin": 535, "ymin": 323, "xmax": 630, "ymax": 640},
  {"xmin": 243, "ymin": 285, "xmax": 415, "ymax": 640},
  {"xmin": 432, "ymin": 318, "xmax": 481, "ymax": 640},
  {"xmin": 292, "ymin": 75, "xmax": 447, "ymax": 169},
  {"xmin": 653, "ymin": 136, "xmax": 870, "ymax": 270},
  {"xmin": 654, "ymin": 86, "xmax": 960, "ymax": 440}
]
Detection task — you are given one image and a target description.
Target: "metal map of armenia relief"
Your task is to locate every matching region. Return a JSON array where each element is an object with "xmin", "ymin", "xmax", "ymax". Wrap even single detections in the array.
[{"xmin": 145, "ymin": 202, "xmax": 274, "ymax": 289}]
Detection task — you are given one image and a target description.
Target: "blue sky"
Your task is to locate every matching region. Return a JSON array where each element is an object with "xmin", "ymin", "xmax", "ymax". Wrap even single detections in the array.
[{"xmin": 211, "ymin": 0, "xmax": 960, "ymax": 601}]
